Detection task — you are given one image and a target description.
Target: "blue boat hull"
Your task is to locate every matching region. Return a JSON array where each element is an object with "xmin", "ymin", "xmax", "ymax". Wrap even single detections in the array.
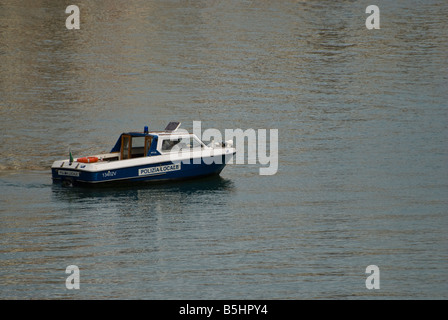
[{"xmin": 52, "ymin": 156, "xmax": 231, "ymax": 186}]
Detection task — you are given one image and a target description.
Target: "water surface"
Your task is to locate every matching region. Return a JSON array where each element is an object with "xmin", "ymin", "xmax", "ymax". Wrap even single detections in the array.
[{"xmin": 1, "ymin": 0, "xmax": 447, "ymax": 299}]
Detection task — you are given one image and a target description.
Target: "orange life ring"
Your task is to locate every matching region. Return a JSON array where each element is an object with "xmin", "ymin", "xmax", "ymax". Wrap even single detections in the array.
[{"xmin": 76, "ymin": 157, "xmax": 99, "ymax": 163}]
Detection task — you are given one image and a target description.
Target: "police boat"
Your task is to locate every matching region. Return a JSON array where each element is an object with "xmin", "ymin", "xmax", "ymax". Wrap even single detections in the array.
[{"xmin": 51, "ymin": 122, "xmax": 236, "ymax": 186}]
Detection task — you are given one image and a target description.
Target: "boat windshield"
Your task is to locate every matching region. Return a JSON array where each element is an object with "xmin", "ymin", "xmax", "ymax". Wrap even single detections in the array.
[{"xmin": 161, "ymin": 135, "xmax": 202, "ymax": 153}]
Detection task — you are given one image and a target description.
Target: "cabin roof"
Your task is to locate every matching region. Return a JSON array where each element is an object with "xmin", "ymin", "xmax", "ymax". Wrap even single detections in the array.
[
  {"xmin": 122, "ymin": 122, "xmax": 183, "ymax": 137},
  {"xmin": 121, "ymin": 131, "xmax": 193, "ymax": 138}
]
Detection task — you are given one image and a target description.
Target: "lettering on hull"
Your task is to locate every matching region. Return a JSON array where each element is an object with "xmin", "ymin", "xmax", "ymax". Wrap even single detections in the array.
[
  {"xmin": 58, "ymin": 170, "xmax": 80, "ymax": 177},
  {"xmin": 138, "ymin": 163, "xmax": 181, "ymax": 176}
]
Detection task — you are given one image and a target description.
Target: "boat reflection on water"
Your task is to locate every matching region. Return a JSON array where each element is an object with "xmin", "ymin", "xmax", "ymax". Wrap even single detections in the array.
[{"xmin": 51, "ymin": 174, "xmax": 235, "ymax": 215}]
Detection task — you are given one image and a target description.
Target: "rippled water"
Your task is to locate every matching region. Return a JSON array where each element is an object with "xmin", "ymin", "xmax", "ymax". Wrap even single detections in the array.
[{"xmin": 1, "ymin": 0, "xmax": 447, "ymax": 299}]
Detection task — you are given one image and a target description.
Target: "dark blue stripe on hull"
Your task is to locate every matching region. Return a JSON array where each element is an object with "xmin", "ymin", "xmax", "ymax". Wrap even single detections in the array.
[{"xmin": 52, "ymin": 156, "xmax": 231, "ymax": 185}]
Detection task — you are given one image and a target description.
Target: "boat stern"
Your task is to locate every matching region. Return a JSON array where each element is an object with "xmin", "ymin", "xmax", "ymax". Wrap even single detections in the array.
[{"xmin": 51, "ymin": 159, "xmax": 96, "ymax": 185}]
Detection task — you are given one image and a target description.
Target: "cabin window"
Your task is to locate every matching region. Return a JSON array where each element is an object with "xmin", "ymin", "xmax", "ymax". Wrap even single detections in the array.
[
  {"xmin": 121, "ymin": 135, "xmax": 153, "ymax": 159},
  {"xmin": 131, "ymin": 137, "xmax": 145, "ymax": 158},
  {"xmin": 162, "ymin": 138, "xmax": 181, "ymax": 152},
  {"xmin": 161, "ymin": 136, "xmax": 203, "ymax": 153}
]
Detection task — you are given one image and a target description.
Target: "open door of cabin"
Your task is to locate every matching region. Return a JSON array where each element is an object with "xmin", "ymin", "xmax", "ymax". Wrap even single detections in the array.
[
  {"xmin": 121, "ymin": 135, "xmax": 153, "ymax": 160},
  {"xmin": 121, "ymin": 134, "xmax": 131, "ymax": 160}
]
